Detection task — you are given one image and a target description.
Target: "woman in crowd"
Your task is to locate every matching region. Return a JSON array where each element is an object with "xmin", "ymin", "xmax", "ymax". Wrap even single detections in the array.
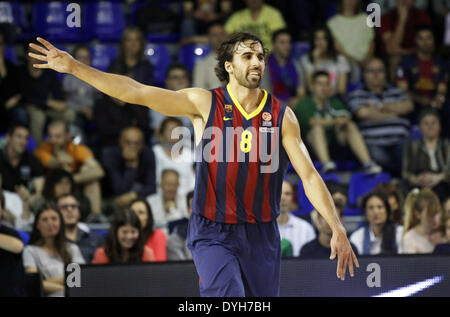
[
  {"xmin": 374, "ymin": 182, "xmax": 404, "ymax": 226},
  {"xmin": 22, "ymin": 202, "xmax": 85, "ymax": 297},
  {"xmin": 350, "ymin": 191, "xmax": 403, "ymax": 255},
  {"xmin": 300, "ymin": 26, "xmax": 350, "ymax": 97},
  {"xmin": 92, "ymin": 208, "xmax": 155, "ymax": 264},
  {"xmin": 433, "ymin": 215, "xmax": 450, "ymax": 254},
  {"xmin": 130, "ymin": 198, "xmax": 167, "ymax": 262},
  {"xmin": 402, "ymin": 188, "xmax": 446, "ymax": 254}
]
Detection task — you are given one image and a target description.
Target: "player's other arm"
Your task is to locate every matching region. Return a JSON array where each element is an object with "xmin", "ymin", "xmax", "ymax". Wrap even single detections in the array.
[
  {"xmin": 281, "ymin": 107, "xmax": 359, "ymax": 280},
  {"xmin": 28, "ymin": 38, "xmax": 208, "ymax": 119}
]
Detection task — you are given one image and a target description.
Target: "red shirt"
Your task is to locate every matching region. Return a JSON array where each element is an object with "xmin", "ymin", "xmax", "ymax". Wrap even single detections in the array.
[
  {"xmin": 145, "ymin": 229, "xmax": 167, "ymax": 262},
  {"xmin": 91, "ymin": 246, "xmax": 155, "ymax": 264}
]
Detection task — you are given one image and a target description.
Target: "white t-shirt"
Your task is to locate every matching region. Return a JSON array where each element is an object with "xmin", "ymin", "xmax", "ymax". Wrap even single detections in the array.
[
  {"xmin": 278, "ymin": 215, "xmax": 316, "ymax": 257},
  {"xmin": 3, "ymin": 190, "xmax": 34, "ymax": 230},
  {"xmin": 401, "ymin": 227, "xmax": 435, "ymax": 254},
  {"xmin": 350, "ymin": 225, "xmax": 403, "ymax": 255}
]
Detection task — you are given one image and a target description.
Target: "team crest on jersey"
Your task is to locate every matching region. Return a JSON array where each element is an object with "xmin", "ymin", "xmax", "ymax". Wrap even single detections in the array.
[
  {"xmin": 262, "ymin": 112, "xmax": 272, "ymax": 121},
  {"xmin": 224, "ymin": 104, "xmax": 233, "ymax": 112}
]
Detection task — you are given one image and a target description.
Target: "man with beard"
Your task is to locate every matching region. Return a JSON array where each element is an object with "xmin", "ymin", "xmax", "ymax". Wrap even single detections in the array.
[{"xmin": 29, "ymin": 32, "xmax": 358, "ymax": 297}]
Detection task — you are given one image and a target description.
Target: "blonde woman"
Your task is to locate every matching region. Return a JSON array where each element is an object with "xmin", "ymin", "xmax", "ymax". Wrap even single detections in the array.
[{"xmin": 401, "ymin": 188, "xmax": 445, "ymax": 254}]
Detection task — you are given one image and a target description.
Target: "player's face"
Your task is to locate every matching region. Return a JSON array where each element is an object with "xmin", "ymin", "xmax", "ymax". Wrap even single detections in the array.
[
  {"xmin": 117, "ymin": 225, "xmax": 139, "ymax": 250},
  {"xmin": 7, "ymin": 127, "xmax": 29, "ymax": 155},
  {"xmin": 131, "ymin": 201, "xmax": 149, "ymax": 230},
  {"xmin": 273, "ymin": 33, "xmax": 291, "ymax": 59},
  {"xmin": 365, "ymin": 196, "xmax": 388, "ymax": 226},
  {"xmin": 229, "ymin": 41, "xmax": 265, "ymax": 89},
  {"xmin": 48, "ymin": 124, "xmax": 68, "ymax": 149},
  {"xmin": 420, "ymin": 115, "xmax": 441, "ymax": 139},
  {"xmin": 416, "ymin": 30, "xmax": 435, "ymax": 54}
]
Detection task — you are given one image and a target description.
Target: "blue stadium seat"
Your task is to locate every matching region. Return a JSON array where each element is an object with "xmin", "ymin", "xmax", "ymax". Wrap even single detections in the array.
[
  {"xmin": 410, "ymin": 124, "xmax": 422, "ymax": 140},
  {"xmin": 85, "ymin": 1, "xmax": 126, "ymax": 41},
  {"xmin": 347, "ymin": 172, "xmax": 391, "ymax": 208},
  {"xmin": 297, "ymin": 173, "xmax": 341, "ymax": 215},
  {"xmin": 4, "ymin": 45, "xmax": 18, "ymax": 64},
  {"xmin": 144, "ymin": 43, "xmax": 172, "ymax": 86},
  {"xmin": 89, "ymin": 43, "xmax": 118, "ymax": 72},
  {"xmin": 291, "ymin": 42, "xmax": 310, "ymax": 60},
  {"xmin": 32, "ymin": 1, "xmax": 89, "ymax": 42},
  {"xmin": 178, "ymin": 44, "xmax": 211, "ymax": 73},
  {"xmin": 17, "ymin": 230, "xmax": 30, "ymax": 245}
]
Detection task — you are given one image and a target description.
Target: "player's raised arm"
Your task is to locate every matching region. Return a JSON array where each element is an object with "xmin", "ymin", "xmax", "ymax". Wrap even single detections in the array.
[
  {"xmin": 281, "ymin": 107, "xmax": 359, "ymax": 281},
  {"xmin": 28, "ymin": 37, "xmax": 207, "ymax": 118}
]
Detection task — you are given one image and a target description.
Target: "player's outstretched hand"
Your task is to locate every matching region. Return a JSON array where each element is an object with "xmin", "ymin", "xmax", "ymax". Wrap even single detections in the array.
[
  {"xmin": 28, "ymin": 37, "xmax": 75, "ymax": 74},
  {"xmin": 330, "ymin": 227, "xmax": 359, "ymax": 281}
]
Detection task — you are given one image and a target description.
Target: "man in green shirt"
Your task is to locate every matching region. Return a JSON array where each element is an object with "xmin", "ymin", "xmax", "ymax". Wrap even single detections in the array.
[{"xmin": 294, "ymin": 71, "xmax": 381, "ymax": 174}]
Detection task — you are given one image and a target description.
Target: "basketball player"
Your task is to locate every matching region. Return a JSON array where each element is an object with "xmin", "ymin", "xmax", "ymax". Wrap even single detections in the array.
[{"xmin": 29, "ymin": 33, "xmax": 358, "ymax": 297}]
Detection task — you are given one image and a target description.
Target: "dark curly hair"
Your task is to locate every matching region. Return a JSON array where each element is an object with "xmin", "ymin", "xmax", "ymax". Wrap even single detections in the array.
[{"xmin": 214, "ymin": 32, "xmax": 268, "ymax": 83}]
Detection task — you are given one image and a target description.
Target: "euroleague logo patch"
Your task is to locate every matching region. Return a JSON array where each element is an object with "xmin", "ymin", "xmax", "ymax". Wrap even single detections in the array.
[{"xmin": 262, "ymin": 112, "xmax": 272, "ymax": 122}]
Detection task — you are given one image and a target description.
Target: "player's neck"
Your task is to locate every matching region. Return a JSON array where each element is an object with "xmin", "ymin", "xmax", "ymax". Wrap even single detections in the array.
[{"xmin": 228, "ymin": 81, "xmax": 263, "ymax": 112}]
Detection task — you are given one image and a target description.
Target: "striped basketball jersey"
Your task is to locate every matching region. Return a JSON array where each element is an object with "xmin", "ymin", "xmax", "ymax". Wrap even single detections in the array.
[{"xmin": 192, "ymin": 84, "xmax": 289, "ymax": 224}]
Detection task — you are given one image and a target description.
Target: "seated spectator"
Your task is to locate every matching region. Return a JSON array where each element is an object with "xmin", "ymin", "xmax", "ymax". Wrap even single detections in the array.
[
  {"xmin": 277, "ymin": 181, "xmax": 316, "ymax": 258},
  {"xmin": 92, "ymin": 208, "xmax": 155, "ymax": 264},
  {"xmin": 22, "ymin": 42, "xmax": 73, "ymax": 144},
  {"xmin": 0, "ymin": 190, "xmax": 26, "ymax": 296},
  {"xmin": 102, "ymin": 127, "xmax": 156, "ymax": 210},
  {"xmin": 327, "ymin": 0, "xmax": 375, "ymax": 83},
  {"xmin": 300, "ymin": 190, "xmax": 358, "ymax": 259},
  {"xmin": 192, "ymin": 20, "xmax": 227, "ymax": 90},
  {"xmin": 294, "ymin": 71, "xmax": 381, "ymax": 173},
  {"xmin": 301, "ymin": 26, "xmax": 350, "ymax": 97},
  {"xmin": 347, "ymin": 57, "xmax": 414, "ymax": 176},
  {"xmin": 23, "ymin": 202, "xmax": 85, "ymax": 297},
  {"xmin": 374, "ymin": 182, "xmax": 404, "ymax": 226},
  {"xmin": 166, "ymin": 191, "xmax": 194, "ymax": 261},
  {"xmin": 350, "ymin": 192, "xmax": 403, "ymax": 255},
  {"xmin": 397, "ymin": 26, "xmax": 448, "ymax": 123},
  {"xmin": 402, "ymin": 188, "xmax": 446, "ymax": 254},
  {"xmin": 153, "ymin": 118, "xmax": 195, "ymax": 196},
  {"xmin": 56, "ymin": 194, "xmax": 104, "ymax": 263},
  {"xmin": 224, "ymin": 0, "xmax": 286, "ymax": 51},
  {"xmin": 444, "ymin": 197, "xmax": 450, "ymax": 220},
  {"xmin": 433, "ymin": 216, "xmax": 450, "ymax": 254},
  {"xmin": 378, "ymin": 0, "xmax": 431, "ymax": 80},
  {"xmin": 0, "ymin": 124, "xmax": 44, "ymax": 208},
  {"xmin": 0, "ymin": 28, "xmax": 26, "ymax": 132},
  {"xmin": 260, "ymin": 29, "xmax": 305, "ymax": 107},
  {"xmin": 402, "ymin": 108, "xmax": 450, "ymax": 201},
  {"xmin": 62, "ymin": 44, "xmax": 98, "ymax": 130},
  {"xmin": 130, "ymin": 198, "xmax": 167, "ymax": 262},
  {"xmin": 147, "ymin": 169, "xmax": 189, "ymax": 233},
  {"xmin": 34, "ymin": 120, "xmax": 104, "ymax": 215}
]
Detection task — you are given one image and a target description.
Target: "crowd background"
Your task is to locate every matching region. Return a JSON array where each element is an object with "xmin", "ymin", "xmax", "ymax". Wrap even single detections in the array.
[{"xmin": 0, "ymin": 0, "xmax": 450, "ymax": 297}]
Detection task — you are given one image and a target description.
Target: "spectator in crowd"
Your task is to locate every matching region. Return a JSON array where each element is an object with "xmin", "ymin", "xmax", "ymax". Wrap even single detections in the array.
[
  {"xmin": 130, "ymin": 198, "xmax": 167, "ymax": 262},
  {"xmin": 402, "ymin": 108, "xmax": 450, "ymax": 201},
  {"xmin": 23, "ymin": 202, "xmax": 85, "ymax": 297},
  {"xmin": 0, "ymin": 28, "xmax": 26, "ymax": 132},
  {"xmin": 431, "ymin": 0, "xmax": 450, "ymax": 43},
  {"xmin": 397, "ymin": 25, "xmax": 448, "ymax": 123},
  {"xmin": 277, "ymin": 180, "xmax": 316, "ymax": 258},
  {"xmin": 34, "ymin": 120, "xmax": 104, "ymax": 215},
  {"xmin": 166, "ymin": 191, "xmax": 193, "ymax": 261},
  {"xmin": 62, "ymin": 44, "xmax": 98, "ymax": 130},
  {"xmin": 374, "ymin": 182, "xmax": 404, "ymax": 226},
  {"xmin": 300, "ymin": 189, "xmax": 358, "ymax": 259},
  {"xmin": 347, "ymin": 57, "xmax": 414, "ymax": 176},
  {"xmin": 0, "ymin": 190, "xmax": 26, "ymax": 297},
  {"xmin": 290, "ymin": 0, "xmax": 334, "ymax": 41},
  {"xmin": 192, "ymin": 20, "xmax": 228, "ymax": 90},
  {"xmin": 153, "ymin": 118, "xmax": 195, "ymax": 197},
  {"xmin": 327, "ymin": 0, "xmax": 375, "ymax": 83},
  {"xmin": 22, "ymin": 42, "xmax": 73, "ymax": 144},
  {"xmin": 301, "ymin": 26, "xmax": 350, "ymax": 97},
  {"xmin": 444, "ymin": 197, "xmax": 450, "ymax": 219},
  {"xmin": 350, "ymin": 192, "xmax": 403, "ymax": 255},
  {"xmin": 102, "ymin": 126, "xmax": 156, "ymax": 210},
  {"xmin": 433, "ymin": 215, "xmax": 450, "ymax": 254},
  {"xmin": 224, "ymin": 0, "xmax": 286, "ymax": 51},
  {"xmin": 402, "ymin": 188, "xmax": 446, "ymax": 254},
  {"xmin": 0, "ymin": 124, "xmax": 44, "ymax": 208},
  {"xmin": 92, "ymin": 208, "xmax": 155, "ymax": 264},
  {"xmin": 56, "ymin": 194, "xmax": 104, "ymax": 263},
  {"xmin": 294, "ymin": 71, "xmax": 381, "ymax": 174},
  {"xmin": 260, "ymin": 29, "xmax": 305, "ymax": 107},
  {"xmin": 147, "ymin": 169, "xmax": 189, "ymax": 233},
  {"xmin": 151, "ymin": 63, "xmax": 193, "ymax": 133},
  {"xmin": 379, "ymin": 0, "xmax": 431, "ymax": 80}
]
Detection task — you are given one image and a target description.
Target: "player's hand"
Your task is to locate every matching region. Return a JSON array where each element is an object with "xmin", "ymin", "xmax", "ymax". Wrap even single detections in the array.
[
  {"xmin": 330, "ymin": 226, "xmax": 359, "ymax": 281},
  {"xmin": 28, "ymin": 37, "xmax": 75, "ymax": 73}
]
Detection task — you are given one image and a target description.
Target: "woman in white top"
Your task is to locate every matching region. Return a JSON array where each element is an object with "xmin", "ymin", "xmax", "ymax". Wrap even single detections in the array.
[
  {"xmin": 401, "ymin": 188, "xmax": 446, "ymax": 254},
  {"xmin": 300, "ymin": 26, "xmax": 350, "ymax": 97},
  {"xmin": 22, "ymin": 202, "xmax": 85, "ymax": 297},
  {"xmin": 350, "ymin": 192, "xmax": 403, "ymax": 255}
]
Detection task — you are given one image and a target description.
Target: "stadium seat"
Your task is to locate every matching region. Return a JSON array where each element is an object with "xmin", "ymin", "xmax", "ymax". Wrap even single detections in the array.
[
  {"xmin": 89, "ymin": 43, "xmax": 118, "ymax": 72},
  {"xmin": 32, "ymin": 1, "xmax": 89, "ymax": 42},
  {"xmin": 85, "ymin": 1, "xmax": 126, "ymax": 41},
  {"xmin": 178, "ymin": 44, "xmax": 211, "ymax": 73},
  {"xmin": 291, "ymin": 42, "xmax": 310, "ymax": 60},
  {"xmin": 347, "ymin": 172, "xmax": 391, "ymax": 208},
  {"xmin": 4, "ymin": 45, "xmax": 18, "ymax": 64},
  {"xmin": 144, "ymin": 43, "xmax": 172, "ymax": 86}
]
